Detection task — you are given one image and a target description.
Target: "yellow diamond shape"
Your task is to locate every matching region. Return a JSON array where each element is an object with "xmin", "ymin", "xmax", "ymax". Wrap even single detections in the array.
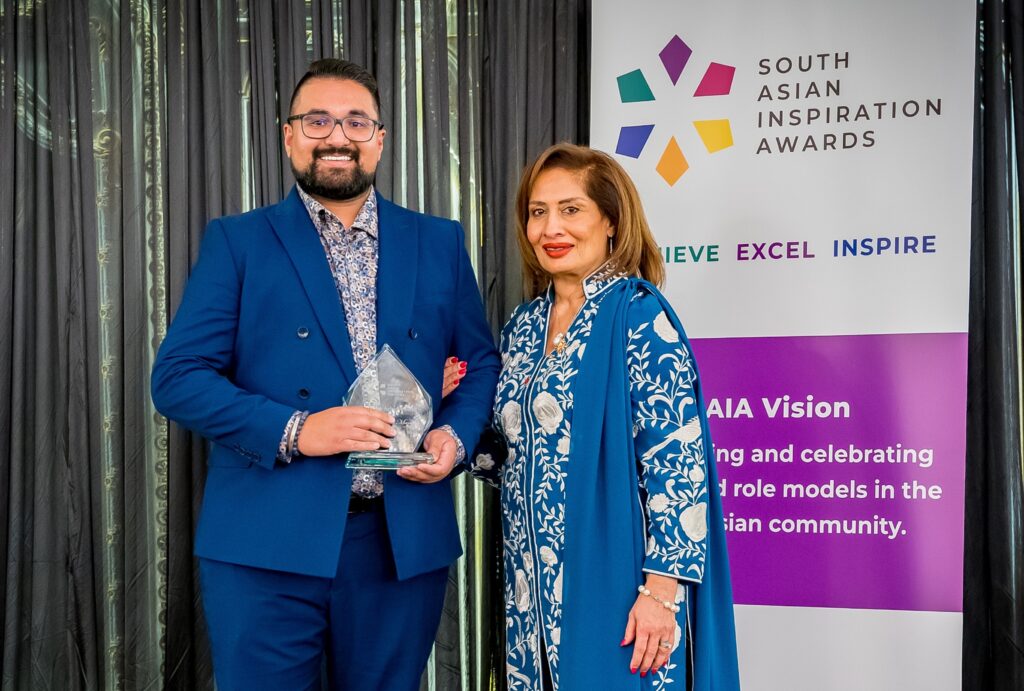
[
  {"xmin": 693, "ymin": 119, "xmax": 733, "ymax": 153},
  {"xmin": 656, "ymin": 137, "xmax": 689, "ymax": 186}
]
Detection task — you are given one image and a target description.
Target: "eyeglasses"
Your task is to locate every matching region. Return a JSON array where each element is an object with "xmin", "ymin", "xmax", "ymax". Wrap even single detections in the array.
[{"xmin": 287, "ymin": 112, "xmax": 384, "ymax": 142}]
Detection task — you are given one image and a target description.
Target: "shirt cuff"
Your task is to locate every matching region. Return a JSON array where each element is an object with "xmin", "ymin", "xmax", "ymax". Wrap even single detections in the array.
[{"xmin": 436, "ymin": 424, "xmax": 466, "ymax": 463}]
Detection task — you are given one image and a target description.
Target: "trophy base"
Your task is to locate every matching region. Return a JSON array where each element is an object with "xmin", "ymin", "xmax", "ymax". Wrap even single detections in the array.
[{"xmin": 345, "ymin": 451, "xmax": 435, "ymax": 470}]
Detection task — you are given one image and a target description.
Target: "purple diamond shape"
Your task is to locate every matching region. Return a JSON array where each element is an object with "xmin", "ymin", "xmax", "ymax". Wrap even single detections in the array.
[
  {"xmin": 660, "ymin": 35, "xmax": 692, "ymax": 86},
  {"xmin": 615, "ymin": 125, "xmax": 656, "ymax": 159}
]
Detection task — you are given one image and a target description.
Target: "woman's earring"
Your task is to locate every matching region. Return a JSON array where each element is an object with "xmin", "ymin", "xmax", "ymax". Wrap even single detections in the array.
[{"xmin": 608, "ymin": 235, "xmax": 614, "ymax": 254}]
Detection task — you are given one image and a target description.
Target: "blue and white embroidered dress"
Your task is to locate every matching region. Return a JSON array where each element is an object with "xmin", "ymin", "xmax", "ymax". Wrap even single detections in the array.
[{"xmin": 474, "ymin": 268, "xmax": 727, "ymax": 691}]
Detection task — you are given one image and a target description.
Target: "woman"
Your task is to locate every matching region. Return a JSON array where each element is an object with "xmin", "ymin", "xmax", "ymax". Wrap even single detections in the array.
[{"xmin": 469, "ymin": 143, "xmax": 739, "ymax": 691}]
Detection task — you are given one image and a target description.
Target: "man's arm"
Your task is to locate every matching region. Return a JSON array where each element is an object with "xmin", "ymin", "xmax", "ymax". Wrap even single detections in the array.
[
  {"xmin": 151, "ymin": 219, "xmax": 295, "ymax": 470},
  {"xmin": 432, "ymin": 220, "xmax": 501, "ymax": 452},
  {"xmin": 397, "ymin": 221, "xmax": 500, "ymax": 482}
]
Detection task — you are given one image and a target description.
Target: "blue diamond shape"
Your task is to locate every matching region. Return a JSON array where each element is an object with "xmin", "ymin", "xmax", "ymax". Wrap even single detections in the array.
[{"xmin": 616, "ymin": 125, "xmax": 656, "ymax": 158}]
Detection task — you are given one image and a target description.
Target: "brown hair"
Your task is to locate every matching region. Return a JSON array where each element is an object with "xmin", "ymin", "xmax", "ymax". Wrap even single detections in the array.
[{"xmin": 514, "ymin": 143, "xmax": 665, "ymax": 298}]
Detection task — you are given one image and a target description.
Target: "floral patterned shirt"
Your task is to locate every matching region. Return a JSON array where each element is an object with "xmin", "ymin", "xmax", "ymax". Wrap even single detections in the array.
[
  {"xmin": 291, "ymin": 185, "xmax": 383, "ymax": 497},
  {"xmin": 474, "ymin": 268, "xmax": 709, "ymax": 691}
]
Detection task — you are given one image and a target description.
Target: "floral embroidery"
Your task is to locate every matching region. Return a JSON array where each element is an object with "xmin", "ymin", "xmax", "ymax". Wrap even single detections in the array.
[{"xmin": 478, "ymin": 268, "xmax": 710, "ymax": 691}]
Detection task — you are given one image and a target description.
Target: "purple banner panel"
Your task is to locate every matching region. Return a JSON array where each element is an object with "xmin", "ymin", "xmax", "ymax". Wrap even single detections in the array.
[{"xmin": 689, "ymin": 332, "xmax": 967, "ymax": 613}]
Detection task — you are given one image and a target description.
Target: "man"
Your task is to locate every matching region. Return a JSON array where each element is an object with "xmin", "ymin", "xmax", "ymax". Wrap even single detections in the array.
[{"xmin": 151, "ymin": 58, "xmax": 500, "ymax": 691}]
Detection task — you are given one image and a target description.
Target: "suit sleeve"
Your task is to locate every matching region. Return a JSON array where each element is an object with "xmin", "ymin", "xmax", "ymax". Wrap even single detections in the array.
[
  {"xmin": 432, "ymin": 220, "xmax": 501, "ymax": 462},
  {"xmin": 151, "ymin": 219, "xmax": 295, "ymax": 470},
  {"xmin": 627, "ymin": 292, "xmax": 709, "ymax": 584}
]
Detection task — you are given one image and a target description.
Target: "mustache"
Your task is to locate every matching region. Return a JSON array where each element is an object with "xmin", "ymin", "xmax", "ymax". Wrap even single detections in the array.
[{"xmin": 313, "ymin": 147, "xmax": 360, "ymax": 162}]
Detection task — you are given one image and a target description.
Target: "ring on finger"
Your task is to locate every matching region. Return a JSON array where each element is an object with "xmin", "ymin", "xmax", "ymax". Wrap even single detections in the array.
[{"xmin": 658, "ymin": 640, "xmax": 672, "ymax": 650}]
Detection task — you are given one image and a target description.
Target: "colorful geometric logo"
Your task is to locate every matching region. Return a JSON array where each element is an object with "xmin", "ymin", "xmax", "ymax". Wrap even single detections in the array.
[{"xmin": 614, "ymin": 34, "xmax": 735, "ymax": 186}]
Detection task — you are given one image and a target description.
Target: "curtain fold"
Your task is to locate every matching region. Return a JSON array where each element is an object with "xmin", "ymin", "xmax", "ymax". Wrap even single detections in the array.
[
  {"xmin": 477, "ymin": 0, "xmax": 590, "ymax": 335},
  {"xmin": 963, "ymin": 1, "xmax": 1024, "ymax": 690},
  {"xmin": 1, "ymin": 0, "xmax": 103, "ymax": 688}
]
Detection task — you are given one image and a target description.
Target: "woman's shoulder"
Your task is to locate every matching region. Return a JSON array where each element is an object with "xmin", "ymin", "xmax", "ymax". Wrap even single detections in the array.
[
  {"xmin": 499, "ymin": 296, "xmax": 545, "ymax": 344},
  {"xmin": 504, "ymin": 296, "xmax": 545, "ymax": 329},
  {"xmin": 625, "ymin": 283, "xmax": 689, "ymax": 347}
]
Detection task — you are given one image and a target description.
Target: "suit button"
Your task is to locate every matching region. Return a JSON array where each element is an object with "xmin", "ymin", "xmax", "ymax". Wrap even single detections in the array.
[
  {"xmin": 408, "ymin": 328, "xmax": 418, "ymax": 340},
  {"xmin": 297, "ymin": 327, "xmax": 310, "ymax": 339},
  {"xmin": 298, "ymin": 388, "xmax": 310, "ymax": 399}
]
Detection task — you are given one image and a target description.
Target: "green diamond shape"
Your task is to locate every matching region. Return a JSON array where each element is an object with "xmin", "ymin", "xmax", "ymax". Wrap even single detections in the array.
[{"xmin": 617, "ymin": 69, "xmax": 655, "ymax": 103}]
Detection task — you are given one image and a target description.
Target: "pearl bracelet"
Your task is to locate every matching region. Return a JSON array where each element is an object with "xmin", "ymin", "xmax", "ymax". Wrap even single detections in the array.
[{"xmin": 638, "ymin": 585, "xmax": 681, "ymax": 613}]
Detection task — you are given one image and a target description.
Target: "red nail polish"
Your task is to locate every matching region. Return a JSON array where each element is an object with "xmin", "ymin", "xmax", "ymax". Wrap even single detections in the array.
[
  {"xmin": 620, "ymin": 639, "xmax": 628, "ymax": 647},
  {"xmin": 631, "ymin": 667, "xmax": 637, "ymax": 674},
  {"xmin": 640, "ymin": 670, "xmax": 647, "ymax": 678}
]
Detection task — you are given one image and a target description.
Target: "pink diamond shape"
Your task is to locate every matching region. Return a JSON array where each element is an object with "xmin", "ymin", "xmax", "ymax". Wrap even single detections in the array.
[{"xmin": 694, "ymin": 63, "xmax": 735, "ymax": 97}]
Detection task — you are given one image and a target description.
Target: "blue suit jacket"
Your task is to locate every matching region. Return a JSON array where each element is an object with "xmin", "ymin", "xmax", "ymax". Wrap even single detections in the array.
[{"xmin": 152, "ymin": 187, "xmax": 500, "ymax": 579}]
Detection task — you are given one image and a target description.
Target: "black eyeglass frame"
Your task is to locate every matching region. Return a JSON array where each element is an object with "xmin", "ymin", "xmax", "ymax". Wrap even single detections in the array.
[{"xmin": 286, "ymin": 112, "xmax": 385, "ymax": 141}]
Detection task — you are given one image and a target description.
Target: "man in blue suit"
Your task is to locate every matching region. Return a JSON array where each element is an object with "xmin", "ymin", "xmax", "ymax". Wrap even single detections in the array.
[{"xmin": 151, "ymin": 58, "xmax": 500, "ymax": 691}]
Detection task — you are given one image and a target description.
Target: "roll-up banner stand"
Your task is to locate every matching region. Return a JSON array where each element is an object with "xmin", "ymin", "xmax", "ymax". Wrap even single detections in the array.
[{"xmin": 591, "ymin": 1, "xmax": 975, "ymax": 688}]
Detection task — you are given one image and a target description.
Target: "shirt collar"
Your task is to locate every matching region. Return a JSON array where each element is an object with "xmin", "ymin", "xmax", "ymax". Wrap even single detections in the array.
[{"xmin": 297, "ymin": 184, "xmax": 379, "ymax": 239}]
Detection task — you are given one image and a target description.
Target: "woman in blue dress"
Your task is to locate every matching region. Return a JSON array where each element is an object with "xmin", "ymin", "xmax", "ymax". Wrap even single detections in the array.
[{"xmin": 469, "ymin": 144, "xmax": 739, "ymax": 691}]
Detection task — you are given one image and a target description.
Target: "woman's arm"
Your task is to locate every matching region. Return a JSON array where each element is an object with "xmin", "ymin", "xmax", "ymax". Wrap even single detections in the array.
[
  {"xmin": 627, "ymin": 292, "xmax": 710, "ymax": 584},
  {"xmin": 621, "ymin": 291, "xmax": 712, "ymax": 677}
]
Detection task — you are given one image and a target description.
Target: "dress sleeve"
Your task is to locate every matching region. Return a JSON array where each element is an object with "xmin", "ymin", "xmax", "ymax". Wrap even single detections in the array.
[
  {"xmin": 466, "ymin": 425, "xmax": 506, "ymax": 487},
  {"xmin": 464, "ymin": 306, "xmax": 523, "ymax": 487},
  {"xmin": 627, "ymin": 292, "xmax": 709, "ymax": 584}
]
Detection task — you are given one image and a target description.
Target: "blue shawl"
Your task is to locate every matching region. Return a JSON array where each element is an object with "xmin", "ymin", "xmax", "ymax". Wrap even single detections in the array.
[{"xmin": 559, "ymin": 278, "xmax": 740, "ymax": 690}]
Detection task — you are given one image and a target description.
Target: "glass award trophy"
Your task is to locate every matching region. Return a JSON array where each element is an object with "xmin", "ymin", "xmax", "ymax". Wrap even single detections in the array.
[{"xmin": 344, "ymin": 345, "xmax": 436, "ymax": 469}]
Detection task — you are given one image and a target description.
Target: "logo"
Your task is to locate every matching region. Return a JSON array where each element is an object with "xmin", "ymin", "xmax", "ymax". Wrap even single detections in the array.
[{"xmin": 614, "ymin": 35, "xmax": 735, "ymax": 185}]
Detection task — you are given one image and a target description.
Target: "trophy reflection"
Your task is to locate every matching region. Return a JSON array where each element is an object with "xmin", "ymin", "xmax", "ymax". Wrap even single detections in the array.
[{"xmin": 344, "ymin": 345, "xmax": 435, "ymax": 469}]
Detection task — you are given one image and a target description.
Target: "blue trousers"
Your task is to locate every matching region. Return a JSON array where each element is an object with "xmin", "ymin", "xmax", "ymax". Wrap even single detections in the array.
[{"xmin": 199, "ymin": 509, "xmax": 449, "ymax": 691}]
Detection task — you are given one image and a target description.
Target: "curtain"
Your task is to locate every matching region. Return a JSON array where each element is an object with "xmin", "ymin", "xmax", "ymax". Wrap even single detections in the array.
[
  {"xmin": 963, "ymin": 1, "xmax": 1024, "ymax": 689},
  {"xmin": 1, "ymin": 1, "xmax": 102, "ymax": 688},
  {"xmin": 0, "ymin": 1, "xmax": 500, "ymax": 689},
  {"xmin": 478, "ymin": 0, "xmax": 590, "ymax": 333}
]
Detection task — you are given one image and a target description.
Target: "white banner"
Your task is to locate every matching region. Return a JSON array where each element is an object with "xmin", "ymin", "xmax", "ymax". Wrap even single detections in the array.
[{"xmin": 591, "ymin": 1, "xmax": 975, "ymax": 689}]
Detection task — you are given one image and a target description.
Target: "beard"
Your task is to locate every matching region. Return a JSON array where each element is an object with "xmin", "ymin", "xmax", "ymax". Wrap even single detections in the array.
[{"xmin": 292, "ymin": 146, "xmax": 376, "ymax": 201}]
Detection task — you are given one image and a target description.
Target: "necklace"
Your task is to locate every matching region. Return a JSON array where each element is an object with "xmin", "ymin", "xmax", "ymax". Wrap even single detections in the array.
[{"xmin": 552, "ymin": 331, "xmax": 568, "ymax": 355}]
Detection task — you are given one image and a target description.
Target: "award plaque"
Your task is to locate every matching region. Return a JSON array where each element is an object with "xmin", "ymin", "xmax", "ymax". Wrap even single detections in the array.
[{"xmin": 344, "ymin": 345, "xmax": 436, "ymax": 469}]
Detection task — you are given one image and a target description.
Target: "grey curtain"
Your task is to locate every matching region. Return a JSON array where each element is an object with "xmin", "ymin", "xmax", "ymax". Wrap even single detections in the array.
[
  {"xmin": 1, "ymin": 1, "xmax": 102, "ymax": 689},
  {"xmin": 478, "ymin": 0, "xmax": 590, "ymax": 332},
  {"xmin": 0, "ymin": 1, "xmax": 503, "ymax": 689},
  {"xmin": 963, "ymin": 1, "xmax": 1024, "ymax": 689}
]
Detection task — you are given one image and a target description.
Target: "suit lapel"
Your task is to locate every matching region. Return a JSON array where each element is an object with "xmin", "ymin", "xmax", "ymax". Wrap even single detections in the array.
[
  {"xmin": 268, "ymin": 187, "xmax": 358, "ymax": 386},
  {"xmin": 375, "ymin": 194, "xmax": 419, "ymax": 358}
]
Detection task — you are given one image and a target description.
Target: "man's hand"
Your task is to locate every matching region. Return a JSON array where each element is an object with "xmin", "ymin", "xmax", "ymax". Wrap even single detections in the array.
[
  {"xmin": 297, "ymin": 406, "xmax": 395, "ymax": 456},
  {"xmin": 395, "ymin": 428, "xmax": 458, "ymax": 483}
]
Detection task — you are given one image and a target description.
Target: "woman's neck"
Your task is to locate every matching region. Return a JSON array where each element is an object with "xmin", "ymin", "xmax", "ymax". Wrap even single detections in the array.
[{"xmin": 551, "ymin": 276, "xmax": 585, "ymax": 310}]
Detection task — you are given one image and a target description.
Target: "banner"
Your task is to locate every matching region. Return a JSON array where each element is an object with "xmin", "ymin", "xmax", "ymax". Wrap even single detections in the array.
[{"xmin": 591, "ymin": 1, "xmax": 975, "ymax": 688}]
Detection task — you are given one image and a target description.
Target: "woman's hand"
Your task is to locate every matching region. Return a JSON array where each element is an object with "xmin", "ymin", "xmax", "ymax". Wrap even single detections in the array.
[
  {"xmin": 441, "ymin": 356, "xmax": 467, "ymax": 398},
  {"xmin": 621, "ymin": 574, "xmax": 678, "ymax": 677}
]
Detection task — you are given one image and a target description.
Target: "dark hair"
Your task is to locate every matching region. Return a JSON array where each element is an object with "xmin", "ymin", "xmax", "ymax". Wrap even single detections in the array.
[
  {"xmin": 289, "ymin": 58, "xmax": 382, "ymax": 119},
  {"xmin": 514, "ymin": 143, "xmax": 665, "ymax": 298}
]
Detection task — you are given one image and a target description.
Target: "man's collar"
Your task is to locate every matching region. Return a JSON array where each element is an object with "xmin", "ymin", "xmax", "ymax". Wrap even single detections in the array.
[{"xmin": 296, "ymin": 185, "xmax": 379, "ymax": 238}]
